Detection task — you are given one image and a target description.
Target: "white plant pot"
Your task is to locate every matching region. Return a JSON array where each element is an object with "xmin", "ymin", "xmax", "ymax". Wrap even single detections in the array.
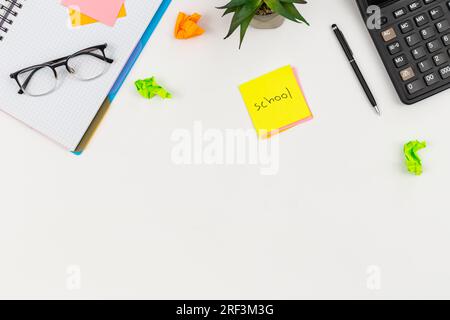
[{"xmin": 250, "ymin": 13, "xmax": 285, "ymax": 29}]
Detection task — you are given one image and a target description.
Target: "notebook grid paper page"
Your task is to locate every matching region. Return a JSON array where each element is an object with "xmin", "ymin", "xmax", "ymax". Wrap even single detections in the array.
[{"xmin": 0, "ymin": 0, "xmax": 162, "ymax": 151}]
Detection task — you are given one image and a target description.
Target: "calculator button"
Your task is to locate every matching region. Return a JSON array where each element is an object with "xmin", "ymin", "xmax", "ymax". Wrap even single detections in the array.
[
  {"xmin": 394, "ymin": 8, "xmax": 407, "ymax": 18},
  {"xmin": 412, "ymin": 46, "xmax": 427, "ymax": 59},
  {"xmin": 415, "ymin": 14, "xmax": 429, "ymax": 27},
  {"xmin": 433, "ymin": 53, "xmax": 448, "ymax": 65},
  {"xmin": 394, "ymin": 55, "xmax": 408, "ymax": 67},
  {"xmin": 430, "ymin": 7, "xmax": 444, "ymax": 20},
  {"xmin": 424, "ymin": 0, "xmax": 436, "ymax": 4},
  {"xmin": 388, "ymin": 41, "xmax": 402, "ymax": 54},
  {"xmin": 427, "ymin": 39, "xmax": 443, "ymax": 52},
  {"xmin": 424, "ymin": 72, "xmax": 440, "ymax": 85},
  {"xmin": 436, "ymin": 20, "xmax": 450, "ymax": 33},
  {"xmin": 418, "ymin": 59, "xmax": 433, "ymax": 72},
  {"xmin": 406, "ymin": 79, "xmax": 426, "ymax": 94},
  {"xmin": 421, "ymin": 26, "xmax": 436, "ymax": 39},
  {"xmin": 406, "ymin": 33, "xmax": 421, "ymax": 46},
  {"xmin": 400, "ymin": 66, "xmax": 416, "ymax": 81},
  {"xmin": 409, "ymin": 1, "xmax": 422, "ymax": 11},
  {"xmin": 381, "ymin": 28, "xmax": 397, "ymax": 42},
  {"xmin": 442, "ymin": 34, "xmax": 450, "ymax": 45},
  {"xmin": 439, "ymin": 65, "xmax": 450, "ymax": 78},
  {"xmin": 399, "ymin": 20, "xmax": 414, "ymax": 33}
]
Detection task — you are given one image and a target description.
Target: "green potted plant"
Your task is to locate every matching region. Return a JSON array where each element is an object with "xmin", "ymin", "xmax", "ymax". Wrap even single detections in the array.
[{"xmin": 217, "ymin": 0, "xmax": 309, "ymax": 48}]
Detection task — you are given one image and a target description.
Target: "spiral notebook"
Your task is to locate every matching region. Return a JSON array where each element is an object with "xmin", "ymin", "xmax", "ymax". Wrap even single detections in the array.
[{"xmin": 0, "ymin": 0, "xmax": 170, "ymax": 152}]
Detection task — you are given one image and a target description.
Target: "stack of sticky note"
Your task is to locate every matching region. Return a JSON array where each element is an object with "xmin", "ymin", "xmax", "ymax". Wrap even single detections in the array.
[
  {"xmin": 61, "ymin": 0, "xmax": 126, "ymax": 27},
  {"xmin": 239, "ymin": 65, "xmax": 313, "ymax": 138}
]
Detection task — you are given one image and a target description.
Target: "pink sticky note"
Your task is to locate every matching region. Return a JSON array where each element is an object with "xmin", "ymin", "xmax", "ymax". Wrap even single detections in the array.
[{"xmin": 61, "ymin": 0, "xmax": 125, "ymax": 26}]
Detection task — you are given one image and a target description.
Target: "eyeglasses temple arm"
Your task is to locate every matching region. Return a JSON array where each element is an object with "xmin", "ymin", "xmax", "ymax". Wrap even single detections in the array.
[{"xmin": 84, "ymin": 52, "xmax": 114, "ymax": 64}]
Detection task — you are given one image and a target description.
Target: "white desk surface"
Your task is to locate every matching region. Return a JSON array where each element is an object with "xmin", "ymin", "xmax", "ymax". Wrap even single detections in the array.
[{"xmin": 1, "ymin": 0, "xmax": 450, "ymax": 299}]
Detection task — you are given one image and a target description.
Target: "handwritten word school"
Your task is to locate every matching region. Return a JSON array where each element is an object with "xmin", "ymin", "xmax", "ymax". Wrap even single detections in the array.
[{"xmin": 255, "ymin": 87, "xmax": 293, "ymax": 111}]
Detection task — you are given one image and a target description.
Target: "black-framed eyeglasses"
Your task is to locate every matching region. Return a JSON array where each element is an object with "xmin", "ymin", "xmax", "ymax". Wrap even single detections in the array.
[{"xmin": 10, "ymin": 44, "xmax": 114, "ymax": 97}]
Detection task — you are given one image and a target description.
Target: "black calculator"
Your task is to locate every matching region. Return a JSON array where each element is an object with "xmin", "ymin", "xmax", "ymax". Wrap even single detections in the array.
[{"xmin": 357, "ymin": 0, "xmax": 450, "ymax": 104}]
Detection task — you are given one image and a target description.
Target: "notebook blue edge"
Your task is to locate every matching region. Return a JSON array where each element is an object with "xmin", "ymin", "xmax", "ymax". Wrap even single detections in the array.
[{"xmin": 73, "ymin": 0, "xmax": 172, "ymax": 155}]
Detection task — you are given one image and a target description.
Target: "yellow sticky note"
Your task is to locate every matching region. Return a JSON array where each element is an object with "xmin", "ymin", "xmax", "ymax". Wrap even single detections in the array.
[
  {"xmin": 69, "ymin": 4, "xmax": 127, "ymax": 27},
  {"xmin": 239, "ymin": 65, "xmax": 313, "ymax": 138}
]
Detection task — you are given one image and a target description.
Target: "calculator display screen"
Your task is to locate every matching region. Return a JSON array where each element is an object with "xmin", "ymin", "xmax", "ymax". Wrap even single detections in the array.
[{"xmin": 367, "ymin": 0, "xmax": 396, "ymax": 6}]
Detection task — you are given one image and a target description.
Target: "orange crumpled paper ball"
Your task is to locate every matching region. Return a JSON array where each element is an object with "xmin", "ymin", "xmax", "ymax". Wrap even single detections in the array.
[{"xmin": 174, "ymin": 12, "xmax": 205, "ymax": 39}]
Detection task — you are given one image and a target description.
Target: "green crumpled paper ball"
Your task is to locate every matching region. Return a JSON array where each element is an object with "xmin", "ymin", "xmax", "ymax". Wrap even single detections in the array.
[
  {"xmin": 135, "ymin": 77, "xmax": 172, "ymax": 100},
  {"xmin": 404, "ymin": 140, "xmax": 426, "ymax": 176}
]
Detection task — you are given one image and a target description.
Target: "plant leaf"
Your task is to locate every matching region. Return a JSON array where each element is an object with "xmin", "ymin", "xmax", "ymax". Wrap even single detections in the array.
[
  {"xmin": 222, "ymin": 6, "xmax": 238, "ymax": 17},
  {"xmin": 239, "ymin": 14, "xmax": 254, "ymax": 49},
  {"xmin": 224, "ymin": 0, "xmax": 262, "ymax": 39},
  {"xmin": 264, "ymin": 0, "xmax": 299, "ymax": 22},
  {"xmin": 217, "ymin": 0, "xmax": 251, "ymax": 9},
  {"xmin": 282, "ymin": 2, "xmax": 309, "ymax": 25}
]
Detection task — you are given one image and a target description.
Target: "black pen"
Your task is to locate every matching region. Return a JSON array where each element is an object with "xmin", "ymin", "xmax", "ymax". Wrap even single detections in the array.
[{"xmin": 332, "ymin": 24, "xmax": 381, "ymax": 116}]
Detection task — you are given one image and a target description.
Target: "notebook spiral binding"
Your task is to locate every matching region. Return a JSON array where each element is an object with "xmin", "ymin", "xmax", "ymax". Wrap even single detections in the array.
[{"xmin": 0, "ymin": 0, "xmax": 24, "ymax": 41}]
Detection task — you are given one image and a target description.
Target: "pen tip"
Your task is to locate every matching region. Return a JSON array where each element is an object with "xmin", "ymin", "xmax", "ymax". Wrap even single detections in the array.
[{"xmin": 374, "ymin": 105, "xmax": 381, "ymax": 116}]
